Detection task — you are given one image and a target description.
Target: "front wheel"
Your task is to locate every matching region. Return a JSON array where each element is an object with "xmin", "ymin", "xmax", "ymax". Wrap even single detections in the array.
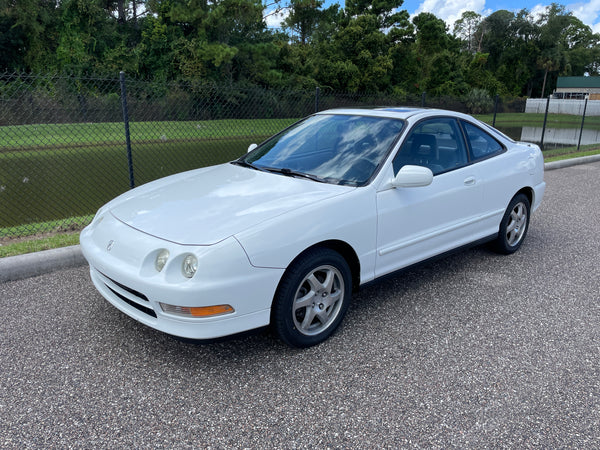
[
  {"xmin": 272, "ymin": 248, "xmax": 352, "ymax": 348},
  {"xmin": 493, "ymin": 193, "xmax": 531, "ymax": 254}
]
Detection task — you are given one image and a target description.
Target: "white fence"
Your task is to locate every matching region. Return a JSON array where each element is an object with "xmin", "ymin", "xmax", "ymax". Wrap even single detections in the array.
[
  {"xmin": 525, "ymin": 98, "xmax": 600, "ymax": 116},
  {"xmin": 520, "ymin": 126, "xmax": 600, "ymax": 145}
]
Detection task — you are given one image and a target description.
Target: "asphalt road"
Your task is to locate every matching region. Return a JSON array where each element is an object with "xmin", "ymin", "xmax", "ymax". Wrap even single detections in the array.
[{"xmin": 2, "ymin": 162, "xmax": 600, "ymax": 448}]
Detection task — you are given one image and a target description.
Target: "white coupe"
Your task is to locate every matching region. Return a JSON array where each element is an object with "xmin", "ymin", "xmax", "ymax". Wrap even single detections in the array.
[{"xmin": 80, "ymin": 108, "xmax": 545, "ymax": 347}]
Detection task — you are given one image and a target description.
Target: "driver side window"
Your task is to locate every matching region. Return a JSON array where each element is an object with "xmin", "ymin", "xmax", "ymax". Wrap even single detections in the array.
[{"xmin": 393, "ymin": 118, "xmax": 468, "ymax": 176}]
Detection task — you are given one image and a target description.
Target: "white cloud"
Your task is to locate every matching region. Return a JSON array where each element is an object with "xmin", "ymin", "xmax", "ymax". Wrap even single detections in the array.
[
  {"xmin": 268, "ymin": 0, "xmax": 600, "ymax": 35},
  {"xmin": 414, "ymin": 0, "xmax": 487, "ymax": 28},
  {"xmin": 529, "ymin": 4, "xmax": 545, "ymax": 15},
  {"xmin": 264, "ymin": 6, "xmax": 289, "ymax": 29},
  {"xmin": 412, "ymin": 0, "xmax": 600, "ymax": 34},
  {"xmin": 567, "ymin": 0, "xmax": 600, "ymax": 32},
  {"xmin": 536, "ymin": 0, "xmax": 600, "ymax": 35}
]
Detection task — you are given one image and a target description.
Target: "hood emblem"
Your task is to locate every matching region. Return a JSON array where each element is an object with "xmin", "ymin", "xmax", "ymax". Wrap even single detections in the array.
[{"xmin": 107, "ymin": 240, "xmax": 115, "ymax": 252}]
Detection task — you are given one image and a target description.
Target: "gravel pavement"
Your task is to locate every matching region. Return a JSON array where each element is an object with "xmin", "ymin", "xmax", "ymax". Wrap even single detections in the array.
[{"xmin": 1, "ymin": 162, "xmax": 600, "ymax": 448}]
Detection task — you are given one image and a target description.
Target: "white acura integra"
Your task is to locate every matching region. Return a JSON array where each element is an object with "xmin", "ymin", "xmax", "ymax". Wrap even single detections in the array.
[{"xmin": 80, "ymin": 108, "xmax": 545, "ymax": 347}]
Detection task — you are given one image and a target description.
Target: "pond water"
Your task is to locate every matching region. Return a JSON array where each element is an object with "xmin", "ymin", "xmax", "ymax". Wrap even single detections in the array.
[{"xmin": 495, "ymin": 126, "xmax": 600, "ymax": 150}]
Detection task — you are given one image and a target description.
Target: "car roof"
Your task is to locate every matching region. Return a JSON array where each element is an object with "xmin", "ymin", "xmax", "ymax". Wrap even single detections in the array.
[
  {"xmin": 315, "ymin": 107, "xmax": 464, "ymax": 120},
  {"xmin": 315, "ymin": 107, "xmax": 515, "ymax": 144}
]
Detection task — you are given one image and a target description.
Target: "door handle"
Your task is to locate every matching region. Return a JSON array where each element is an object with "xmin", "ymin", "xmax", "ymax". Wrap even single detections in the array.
[{"xmin": 464, "ymin": 176, "xmax": 476, "ymax": 186}]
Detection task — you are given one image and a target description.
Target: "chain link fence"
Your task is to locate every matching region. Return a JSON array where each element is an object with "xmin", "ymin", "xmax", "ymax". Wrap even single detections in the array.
[
  {"xmin": 1, "ymin": 72, "xmax": 598, "ymax": 239},
  {"xmin": 0, "ymin": 73, "xmax": 312, "ymax": 238}
]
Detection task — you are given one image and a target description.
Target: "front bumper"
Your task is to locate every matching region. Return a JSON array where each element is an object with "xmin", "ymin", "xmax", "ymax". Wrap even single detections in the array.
[{"xmin": 80, "ymin": 213, "xmax": 284, "ymax": 339}]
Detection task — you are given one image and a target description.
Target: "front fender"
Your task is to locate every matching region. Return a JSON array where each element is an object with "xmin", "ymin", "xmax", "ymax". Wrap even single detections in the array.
[{"xmin": 235, "ymin": 187, "xmax": 378, "ymax": 285}]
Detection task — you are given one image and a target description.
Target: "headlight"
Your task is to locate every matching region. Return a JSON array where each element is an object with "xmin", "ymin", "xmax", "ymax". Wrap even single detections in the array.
[
  {"xmin": 182, "ymin": 254, "xmax": 198, "ymax": 278},
  {"xmin": 155, "ymin": 249, "xmax": 170, "ymax": 272}
]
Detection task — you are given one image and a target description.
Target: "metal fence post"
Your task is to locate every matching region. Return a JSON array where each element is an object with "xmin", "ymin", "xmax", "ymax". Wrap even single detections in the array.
[
  {"xmin": 421, "ymin": 91, "xmax": 426, "ymax": 107},
  {"xmin": 577, "ymin": 98, "xmax": 588, "ymax": 152},
  {"xmin": 492, "ymin": 94, "xmax": 500, "ymax": 127},
  {"xmin": 119, "ymin": 71, "xmax": 135, "ymax": 189},
  {"xmin": 540, "ymin": 97, "xmax": 550, "ymax": 151},
  {"xmin": 315, "ymin": 86, "xmax": 320, "ymax": 113}
]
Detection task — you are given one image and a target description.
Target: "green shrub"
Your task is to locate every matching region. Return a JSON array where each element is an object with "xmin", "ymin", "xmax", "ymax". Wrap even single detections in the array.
[{"xmin": 465, "ymin": 88, "xmax": 493, "ymax": 114}]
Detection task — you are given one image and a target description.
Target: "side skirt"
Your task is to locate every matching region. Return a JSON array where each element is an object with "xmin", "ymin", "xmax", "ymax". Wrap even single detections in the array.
[{"xmin": 360, "ymin": 234, "xmax": 498, "ymax": 291}]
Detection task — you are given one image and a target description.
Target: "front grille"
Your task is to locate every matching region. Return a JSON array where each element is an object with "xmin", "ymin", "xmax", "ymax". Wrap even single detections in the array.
[
  {"xmin": 101, "ymin": 272, "xmax": 149, "ymax": 302},
  {"xmin": 106, "ymin": 286, "xmax": 157, "ymax": 318},
  {"xmin": 97, "ymin": 270, "xmax": 156, "ymax": 318}
]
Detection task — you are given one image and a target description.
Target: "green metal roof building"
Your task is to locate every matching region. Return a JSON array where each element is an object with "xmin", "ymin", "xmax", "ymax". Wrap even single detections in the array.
[{"xmin": 554, "ymin": 77, "xmax": 600, "ymax": 99}]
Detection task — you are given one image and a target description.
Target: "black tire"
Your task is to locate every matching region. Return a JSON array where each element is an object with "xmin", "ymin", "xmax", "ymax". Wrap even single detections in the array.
[
  {"xmin": 492, "ymin": 193, "xmax": 531, "ymax": 254},
  {"xmin": 272, "ymin": 248, "xmax": 352, "ymax": 348}
]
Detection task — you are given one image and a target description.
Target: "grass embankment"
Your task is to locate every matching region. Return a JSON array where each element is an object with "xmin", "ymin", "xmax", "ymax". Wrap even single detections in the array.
[
  {"xmin": 0, "ymin": 233, "xmax": 80, "ymax": 258},
  {"xmin": 0, "ymin": 119, "xmax": 297, "ymax": 149},
  {"xmin": 0, "ymin": 215, "xmax": 94, "ymax": 257},
  {"xmin": 542, "ymin": 144, "xmax": 600, "ymax": 161}
]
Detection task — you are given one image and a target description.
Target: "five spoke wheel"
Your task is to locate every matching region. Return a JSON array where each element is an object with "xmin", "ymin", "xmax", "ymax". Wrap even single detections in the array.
[
  {"xmin": 493, "ymin": 193, "xmax": 531, "ymax": 254},
  {"xmin": 272, "ymin": 248, "xmax": 351, "ymax": 347},
  {"xmin": 505, "ymin": 201, "xmax": 528, "ymax": 247},
  {"xmin": 292, "ymin": 265, "xmax": 345, "ymax": 336}
]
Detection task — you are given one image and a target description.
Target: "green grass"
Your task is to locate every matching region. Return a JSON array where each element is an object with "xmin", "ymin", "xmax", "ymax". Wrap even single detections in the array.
[
  {"xmin": 0, "ymin": 214, "xmax": 93, "ymax": 239},
  {"xmin": 1, "ymin": 119, "xmax": 297, "ymax": 150},
  {"xmin": 0, "ymin": 214, "xmax": 92, "ymax": 258},
  {"xmin": 543, "ymin": 147, "xmax": 600, "ymax": 161},
  {"xmin": 0, "ymin": 233, "xmax": 81, "ymax": 258}
]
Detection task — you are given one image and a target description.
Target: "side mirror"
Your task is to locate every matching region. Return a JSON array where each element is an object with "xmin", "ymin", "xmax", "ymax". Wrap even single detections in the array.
[
  {"xmin": 392, "ymin": 165, "xmax": 433, "ymax": 188},
  {"xmin": 247, "ymin": 143, "xmax": 258, "ymax": 153}
]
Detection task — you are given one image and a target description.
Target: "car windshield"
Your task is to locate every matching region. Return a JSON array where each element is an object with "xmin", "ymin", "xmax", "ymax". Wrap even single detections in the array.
[{"xmin": 238, "ymin": 114, "xmax": 405, "ymax": 186}]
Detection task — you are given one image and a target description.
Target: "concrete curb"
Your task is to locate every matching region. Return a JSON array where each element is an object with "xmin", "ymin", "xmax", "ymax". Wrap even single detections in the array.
[
  {"xmin": 1, "ymin": 155, "xmax": 599, "ymax": 283},
  {"xmin": 544, "ymin": 153, "xmax": 600, "ymax": 171},
  {"xmin": 0, "ymin": 245, "xmax": 86, "ymax": 283}
]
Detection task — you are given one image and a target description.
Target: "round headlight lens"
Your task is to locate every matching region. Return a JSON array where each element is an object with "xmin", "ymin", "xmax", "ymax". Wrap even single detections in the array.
[
  {"xmin": 182, "ymin": 254, "xmax": 198, "ymax": 278},
  {"xmin": 155, "ymin": 249, "xmax": 170, "ymax": 272}
]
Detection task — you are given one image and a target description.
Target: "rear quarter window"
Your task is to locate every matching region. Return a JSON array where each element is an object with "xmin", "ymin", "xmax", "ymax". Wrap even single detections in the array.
[{"xmin": 462, "ymin": 121, "xmax": 505, "ymax": 161}]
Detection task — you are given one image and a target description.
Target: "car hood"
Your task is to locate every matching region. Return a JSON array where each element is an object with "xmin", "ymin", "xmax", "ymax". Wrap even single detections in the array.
[{"xmin": 109, "ymin": 163, "xmax": 351, "ymax": 245}]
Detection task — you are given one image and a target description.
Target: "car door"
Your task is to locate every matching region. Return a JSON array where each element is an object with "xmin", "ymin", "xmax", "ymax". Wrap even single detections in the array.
[
  {"xmin": 460, "ymin": 120, "xmax": 516, "ymax": 235},
  {"xmin": 375, "ymin": 117, "xmax": 487, "ymax": 278}
]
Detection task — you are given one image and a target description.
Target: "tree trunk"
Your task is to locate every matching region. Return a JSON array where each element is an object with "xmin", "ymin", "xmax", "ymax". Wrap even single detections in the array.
[
  {"xmin": 117, "ymin": 0, "xmax": 126, "ymax": 24},
  {"xmin": 541, "ymin": 67, "xmax": 548, "ymax": 98}
]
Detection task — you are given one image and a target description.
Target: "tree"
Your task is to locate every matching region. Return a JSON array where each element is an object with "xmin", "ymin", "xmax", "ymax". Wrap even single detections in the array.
[
  {"xmin": 1, "ymin": 0, "xmax": 61, "ymax": 72},
  {"xmin": 283, "ymin": 0, "xmax": 324, "ymax": 45},
  {"xmin": 0, "ymin": 1, "xmax": 27, "ymax": 71},
  {"xmin": 453, "ymin": 11, "xmax": 482, "ymax": 53},
  {"xmin": 479, "ymin": 10, "xmax": 516, "ymax": 73},
  {"xmin": 55, "ymin": 0, "xmax": 123, "ymax": 75},
  {"xmin": 411, "ymin": 12, "xmax": 462, "ymax": 95},
  {"xmin": 102, "ymin": 1, "xmax": 146, "ymax": 27},
  {"xmin": 346, "ymin": 0, "xmax": 406, "ymax": 28},
  {"xmin": 324, "ymin": 13, "xmax": 395, "ymax": 91}
]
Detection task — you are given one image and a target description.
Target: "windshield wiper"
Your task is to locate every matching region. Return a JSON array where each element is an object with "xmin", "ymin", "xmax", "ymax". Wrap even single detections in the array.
[
  {"xmin": 233, "ymin": 161, "xmax": 330, "ymax": 183},
  {"xmin": 262, "ymin": 167, "xmax": 328, "ymax": 183}
]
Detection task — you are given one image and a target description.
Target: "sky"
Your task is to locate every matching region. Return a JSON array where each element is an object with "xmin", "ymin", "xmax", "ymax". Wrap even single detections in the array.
[{"xmin": 264, "ymin": 0, "xmax": 600, "ymax": 34}]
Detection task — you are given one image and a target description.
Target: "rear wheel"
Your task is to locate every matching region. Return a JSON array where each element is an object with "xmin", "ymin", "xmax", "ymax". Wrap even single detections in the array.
[
  {"xmin": 493, "ymin": 193, "xmax": 531, "ymax": 254},
  {"xmin": 272, "ymin": 248, "xmax": 352, "ymax": 348}
]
